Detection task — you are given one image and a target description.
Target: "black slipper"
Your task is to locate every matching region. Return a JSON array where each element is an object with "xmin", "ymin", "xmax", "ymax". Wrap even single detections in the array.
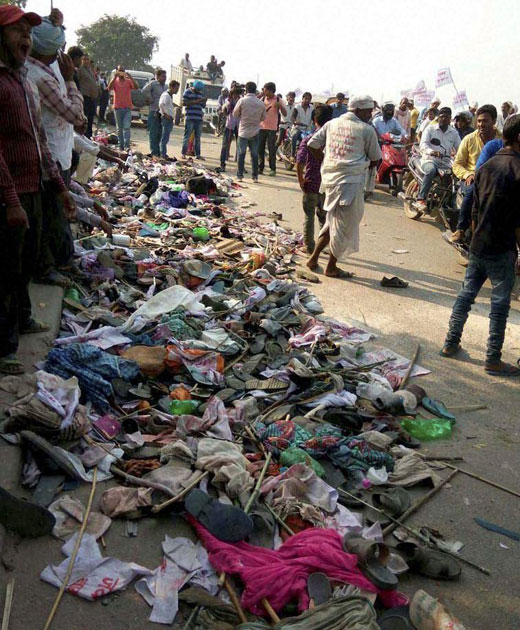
[
  {"xmin": 381, "ymin": 276, "xmax": 409, "ymax": 288},
  {"xmin": 0, "ymin": 485, "xmax": 55, "ymax": 538},
  {"xmin": 307, "ymin": 572, "xmax": 331, "ymax": 606},
  {"xmin": 378, "ymin": 605, "xmax": 415, "ymax": 629},
  {"xmin": 185, "ymin": 489, "xmax": 254, "ymax": 542}
]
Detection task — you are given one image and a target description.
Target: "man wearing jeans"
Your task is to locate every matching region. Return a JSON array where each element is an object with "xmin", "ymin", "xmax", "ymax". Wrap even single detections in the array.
[
  {"xmin": 181, "ymin": 80, "xmax": 206, "ymax": 159},
  {"xmin": 142, "ymin": 68, "xmax": 167, "ymax": 157},
  {"xmin": 259, "ymin": 82, "xmax": 286, "ymax": 177},
  {"xmin": 158, "ymin": 80, "xmax": 179, "ymax": 158},
  {"xmin": 233, "ymin": 81, "xmax": 266, "ymax": 182},
  {"xmin": 108, "ymin": 67, "xmax": 137, "ymax": 150},
  {"xmin": 441, "ymin": 114, "xmax": 520, "ymax": 376},
  {"xmin": 415, "ymin": 107, "xmax": 460, "ymax": 210}
]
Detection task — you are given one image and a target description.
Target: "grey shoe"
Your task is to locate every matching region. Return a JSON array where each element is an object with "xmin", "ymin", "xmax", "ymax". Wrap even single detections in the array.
[{"xmin": 440, "ymin": 343, "xmax": 461, "ymax": 357}]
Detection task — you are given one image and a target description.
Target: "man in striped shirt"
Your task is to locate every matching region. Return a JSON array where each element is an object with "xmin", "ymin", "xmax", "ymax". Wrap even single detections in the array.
[
  {"xmin": 0, "ymin": 6, "xmax": 74, "ymax": 375},
  {"xmin": 181, "ymin": 80, "xmax": 206, "ymax": 159}
]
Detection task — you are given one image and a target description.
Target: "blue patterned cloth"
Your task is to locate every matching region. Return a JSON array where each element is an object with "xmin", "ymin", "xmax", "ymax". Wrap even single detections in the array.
[{"xmin": 45, "ymin": 343, "xmax": 140, "ymax": 411}]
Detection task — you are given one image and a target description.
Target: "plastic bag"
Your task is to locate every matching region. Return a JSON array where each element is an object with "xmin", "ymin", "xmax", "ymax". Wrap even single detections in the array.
[
  {"xmin": 400, "ymin": 417, "xmax": 452, "ymax": 440},
  {"xmin": 410, "ymin": 589, "xmax": 466, "ymax": 630},
  {"xmin": 280, "ymin": 447, "xmax": 325, "ymax": 477}
]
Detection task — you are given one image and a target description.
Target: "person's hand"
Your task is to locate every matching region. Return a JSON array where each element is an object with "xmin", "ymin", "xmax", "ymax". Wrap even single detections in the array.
[
  {"xmin": 49, "ymin": 8, "xmax": 64, "ymax": 26},
  {"xmin": 58, "ymin": 190, "xmax": 76, "ymax": 219},
  {"xmin": 93, "ymin": 201, "xmax": 109, "ymax": 220},
  {"xmin": 432, "ymin": 150, "xmax": 442, "ymax": 158},
  {"xmin": 465, "ymin": 174, "xmax": 475, "ymax": 185},
  {"xmin": 100, "ymin": 220, "xmax": 113, "ymax": 237},
  {"xmin": 6, "ymin": 204, "xmax": 29, "ymax": 229},
  {"xmin": 58, "ymin": 53, "xmax": 75, "ymax": 82}
]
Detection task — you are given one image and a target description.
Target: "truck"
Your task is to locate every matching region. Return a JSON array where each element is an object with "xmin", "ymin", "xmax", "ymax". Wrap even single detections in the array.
[{"xmin": 170, "ymin": 64, "xmax": 225, "ymax": 131}]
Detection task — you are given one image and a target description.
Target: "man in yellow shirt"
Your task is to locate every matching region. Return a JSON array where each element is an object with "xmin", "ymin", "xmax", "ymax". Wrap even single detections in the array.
[
  {"xmin": 408, "ymin": 101, "xmax": 420, "ymax": 142},
  {"xmin": 452, "ymin": 104, "xmax": 499, "ymax": 241}
]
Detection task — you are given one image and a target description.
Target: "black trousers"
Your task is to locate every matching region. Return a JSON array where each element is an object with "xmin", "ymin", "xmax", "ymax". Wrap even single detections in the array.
[
  {"xmin": 0, "ymin": 193, "xmax": 42, "ymax": 357},
  {"xmin": 83, "ymin": 96, "xmax": 97, "ymax": 138},
  {"xmin": 258, "ymin": 129, "xmax": 277, "ymax": 173}
]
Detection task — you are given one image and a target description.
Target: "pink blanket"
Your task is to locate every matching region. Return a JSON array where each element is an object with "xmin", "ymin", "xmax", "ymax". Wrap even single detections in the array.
[{"xmin": 188, "ymin": 517, "xmax": 407, "ymax": 615}]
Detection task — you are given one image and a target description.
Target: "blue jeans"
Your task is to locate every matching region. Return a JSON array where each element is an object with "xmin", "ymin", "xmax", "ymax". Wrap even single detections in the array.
[
  {"xmin": 148, "ymin": 111, "xmax": 161, "ymax": 156},
  {"xmin": 456, "ymin": 181, "xmax": 474, "ymax": 231},
  {"xmin": 237, "ymin": 134, "xmax": 259, "ymax": 178},
  {"xmin": 115, "ymin": 108, "xmax": 131, "ymax": 149},
  {"xmin": 418, "ymin": 161, "xmax": 438, "ymax": 200},
  {"xmin": 220, "ymin": 127, "xmax": 236, "ymax": 168},
  {"xmin": 182, "ymin": 118, "xmax": 202, "ymax": 157},
  {"xmin": 160, "ymin": 117, "xmax": 173, "ymax": 157},
  {"xmin": 445, "ymin": 250, "xmax": 517, "ymax": 362},
  {"xmin": 292, "ymin": 129, "xmax": 302, "ymax": 157}
]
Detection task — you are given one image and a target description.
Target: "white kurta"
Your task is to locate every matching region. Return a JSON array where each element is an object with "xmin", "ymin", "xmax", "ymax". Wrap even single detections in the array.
[{"xmin": 308, "ymin": 112, "xmax": 382, "ymax": 259}]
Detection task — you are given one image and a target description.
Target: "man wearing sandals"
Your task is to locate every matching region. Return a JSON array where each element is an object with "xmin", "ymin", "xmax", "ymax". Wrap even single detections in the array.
[
  {"xmin": 306, "ymin": 95, "xmax": 381, "ymax": 278},
  {"xmin": 0, "ymin": 6, "xmax": 69, "ymax": 375},
  {"xmin": 441, "ymin": 114, "xmax": 520, "ymax": 376}
]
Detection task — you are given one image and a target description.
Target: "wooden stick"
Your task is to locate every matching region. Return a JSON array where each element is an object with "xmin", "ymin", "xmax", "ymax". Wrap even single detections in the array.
[
  {"xmin": 398, "ymin": 343, "xmax": 420, "ymax": 390},
  {"xmin": 261, "ymin": 598, "xmax": 280, "ymax": 623},
  {"xmin": 43, "ymin": 468, "xmax": 98, "ymax": 630},
  {"xmin": 382, "ymin": 468, "xmax": 459, "ymax": 536},
  {"xmin": 446, "ymin": 404, "xmax": 487, "ymax": 411},
  {"xmin": 338, "ymin": 487, "xmax": 490, "ymax": 575},
  {"xmin": 261, "ymin": 500, "xmax": 295, "ymax": 536},
  {"xmin": 224, "ymin": 578, "xmax": 247, "ymax": 623},
  {"xmin": 1, "ymin": 579, "xmax": 14, "ymax": 630},
  {"xmin": 244, "ymin": 452, "xmax": 272, "ymax": 514},
  {"xmin": 110, "ymin": 465, "xmax": 177, "ymax": 497},
  {"xmin": 151, "ymin": 471, "xmax": 210, "ymax": 513},
  {"xmin": 244, "ymin": 424, "xmax": 268, "ymax": 456},
  {"xmin": 443, "ymin": 463, "xmax": 520, "ymax": 499}
]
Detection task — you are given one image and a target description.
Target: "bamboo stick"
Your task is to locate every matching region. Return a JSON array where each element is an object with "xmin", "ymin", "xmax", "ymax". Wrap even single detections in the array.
[
  {"xmin": 224, "ymin": 578, "xmax": 247, "ymax": 623},
  {"xmin": 110, "ymin": 465, "xmax": 177, "ymax": 497},
  {"xmin": 43, "ymin": 468, "xmax": 98, "ymax": 630},
  {"xmin": 1, "ymin": 579, "xmax": 14, "ymax": 630},
  {"xmin": 151, "ymin": 471, "xmax": 210, "ymax": 513},
  {"xmin": 398, "ymin": 343, "xmax": 420, "ymax": 390},
  {"xmin": 244, "ymin": 453, "xmax": 272, "ymax": 514},
  {"xmin": 443, "ymin": 463, "xmax": 520, "ymax": 499}
]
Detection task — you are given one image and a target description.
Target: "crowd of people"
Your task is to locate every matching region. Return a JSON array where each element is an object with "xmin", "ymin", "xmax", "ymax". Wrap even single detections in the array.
[{"xmin": 1, "ymin": 2, "xmax": 519, "ymax": 379}]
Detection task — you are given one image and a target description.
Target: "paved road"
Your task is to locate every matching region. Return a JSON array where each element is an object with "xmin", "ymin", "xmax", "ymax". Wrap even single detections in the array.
[{"xmin": 1, "ymin": 124, "xmax": 518, "ymax": 629}]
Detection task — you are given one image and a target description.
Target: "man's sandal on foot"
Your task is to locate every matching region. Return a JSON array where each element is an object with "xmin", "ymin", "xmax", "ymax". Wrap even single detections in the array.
[
  {"xmin": 0, "ymin": 355, "xmax": 25, "ymax": 375},
  {"xmin": 440, "ymin": 343, "xmax": 460, "ymax": 357},
  {"xmin": 20, "ymin": 318, "xmax": 50, "ymax": 334},
  {"xmin": 484, "ymin": 360, "xmax": 520, "ymax": 376},
  {"xmin": 325, "ymin": 269, "xmax": 355, "ymax": 279}
]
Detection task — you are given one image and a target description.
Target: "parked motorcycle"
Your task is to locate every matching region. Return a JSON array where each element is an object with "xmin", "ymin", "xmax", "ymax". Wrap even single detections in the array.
[
  {"xmin": 376, "ymin": 132, "xmax": 408, "ymax": 195},
  {"xmin": 399, "ymin": 138, "xmax": 459, "ymax": 231}
]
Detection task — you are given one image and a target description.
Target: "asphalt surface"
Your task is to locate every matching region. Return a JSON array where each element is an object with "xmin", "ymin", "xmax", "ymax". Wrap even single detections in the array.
[{"xmin": 0, "ymin": 124, "xmax": 519, "ymax": 630}]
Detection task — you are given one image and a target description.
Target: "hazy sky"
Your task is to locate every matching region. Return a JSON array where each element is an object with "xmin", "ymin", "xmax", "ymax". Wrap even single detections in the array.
[{"xmin": 26, "ymin": 0, "xmax": 519, "ymax": 108}]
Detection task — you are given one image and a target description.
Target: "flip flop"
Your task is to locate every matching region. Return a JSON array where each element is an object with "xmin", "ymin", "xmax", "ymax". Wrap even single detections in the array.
[
  {"xmin": 307, "ymin": 572, "xmax": 332, "ymax": 606},
  {"xmin": 421, "ymin": 397, "xmax": 456, "ymax": 423},
  {"xmin": 0, "ymin": 485, "xmax": 56, "ymax": 538},
  {"xmin": 185, "ymin": 489, "xmax": 254, "ymax": 542},
  {"xmin": 343, "ymin": 534, "xmax": 398, "ymax": 590},
  {"xmin": 377, "ymin": 605, "xmax": 415, "ymax": 629},
  {"xmin": 381, "ymin": 276, "xmax": 409, "ymax": 288},
  {"xmin": 0, "ymin": 356, "xmax": 25, "ymax": 375},
  {"xmin": 325, "ymin": 269, "xmax": 355, "ymax": 279},
  {"xmin": 20, "ymin": 318, "xmax": 51, "ymax": 334},
  {"xmin": 392, "ymin": 542, "xmax": 461, "ymax": 580},
  {"xmin": 365, "ymin": 488, "xmax": 411, "ymax": 526}
]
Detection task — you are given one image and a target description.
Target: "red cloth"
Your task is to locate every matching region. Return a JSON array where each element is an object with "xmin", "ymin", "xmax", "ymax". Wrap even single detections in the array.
[{"xmin": 188, "ymin": 517, "xmax": 407, "ymax": 616}]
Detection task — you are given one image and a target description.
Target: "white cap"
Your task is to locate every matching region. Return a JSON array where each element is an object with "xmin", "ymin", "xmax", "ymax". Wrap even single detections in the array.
[{"xmin": 349, "ymin": 95, "xmax": 375, "ymax": 110}]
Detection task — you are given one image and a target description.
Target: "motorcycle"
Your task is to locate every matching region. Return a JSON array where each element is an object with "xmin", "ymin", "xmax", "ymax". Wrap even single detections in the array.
[
  {"xmin": 399, "ymin": 138, "xmax": 459, "ymax": 231},
  {"xmin": 376, "ymin": 132, "xmax": 408, "ymax": 196},
  {"xmin": 276, "ymin": 126, "xmax": 311, "ymax": 171}
]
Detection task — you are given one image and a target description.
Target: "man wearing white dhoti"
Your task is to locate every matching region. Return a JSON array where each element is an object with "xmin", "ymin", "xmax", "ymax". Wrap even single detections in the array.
[{"xmin": 306, "ymin": 95, "xmax": 382, "ymax": 278}]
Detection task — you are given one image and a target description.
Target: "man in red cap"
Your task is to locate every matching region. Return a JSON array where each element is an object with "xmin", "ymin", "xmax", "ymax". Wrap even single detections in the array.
[{"xmin": 0, "ymin": 6, "xmax": 74, "ymax": 375}]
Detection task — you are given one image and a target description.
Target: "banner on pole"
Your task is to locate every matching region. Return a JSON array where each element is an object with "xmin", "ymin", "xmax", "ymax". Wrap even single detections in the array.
[
  {"xmin": 413, "ymin": 80, "xmax": 427, "ymax": 95},
  {"xmin": 453, "ymin": 90, "xmax": 469, "ymax": 111},
  {"xmin": 435, "ymin": 67, "xmax": 453, "ymax": 88},
  {"xmin": 414, "ymin": 90, "xmax": 435, "ymax": 108}
]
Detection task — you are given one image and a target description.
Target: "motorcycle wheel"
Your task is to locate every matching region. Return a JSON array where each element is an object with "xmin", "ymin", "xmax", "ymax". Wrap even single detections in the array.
[{"xmin": 403, "ymin": 179, "xmax": 423, "ymax": 220}]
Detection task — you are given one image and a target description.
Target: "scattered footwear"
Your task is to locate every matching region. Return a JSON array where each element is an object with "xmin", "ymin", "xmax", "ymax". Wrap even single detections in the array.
[
  {"xmin": 307, "ymin": 572, "xmax": 332, "ymax": 606},
  {"xmin": 20, "ymin": 318, "xmax": 51, "ymax": 334},
  {"xmin": 377, "ymin": 605, "xmax": 415, "ymax": 630},
  {"xmin": 343, "ymin": 535, "xmax": 398, "ymax": 590},
  {"xmin": 421, "ymin": 397, "xmax": 456, "ymax": 422},
  {"xmin": 392, "ymin": 542, "xmax": 461, "ymax": 580},
  {"xmin": 185, "ymin": 489, "xmax": 253, "ymax": 542},
  {"xmin": 381, "ymin": 276, "xmax": 409, "ymax": 288},
  {"xmin": 0, "ymin": 485, "xmax": 56, "ymax": 538},
  {"xmin": 365, "ymin": 488, "xmax": 411, "ymax": 526}
]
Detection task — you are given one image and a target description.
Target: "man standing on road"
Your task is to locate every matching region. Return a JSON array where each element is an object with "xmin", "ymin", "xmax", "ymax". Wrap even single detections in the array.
[
  {"xmin": 66, "ymin": 45, "xmax": 83, "ymax": 89},
  {"xmin": 158, "ymin": 80, "xmax": 180, "ymax": 158},
  {"xmin": 219, "ymin": 86, "xmax": 241, "ymax": 172},
  {"xmin": 291, "ymin": 92, "xmax": 314, "ymax": 157},
  {"xmin": 259, "ymin": 82, "xmax": 286, "ymax": 177},
  {"xmin": 181, "ymin": 80, "xmax": 206, "ymax": 160},
  {"xmin": 0, "ymin": 5, "xmax": 72, "ymax": 375},
  {"xmin": 441, "ymin": 114, "xmax": 520, "ymax": 377},
  {"xmin": 77, "ymin": 54, "xmax": 98, "ymax": 138},
  {"xmin": 142, "ymin": 68, "xmax": 167, "ymax": 157},
  {"xmin": 108, "ymin": 66, "xmax": 138, "ymax": 151},
  {"xmin": 331, "ymin": 93, "xmax": 348, "ymax": 119},
  {"xmin": 415, "ymin": 107, "xmax": 460, "ymax": 211},
  {"xmin": 451, "ymin": 104, "xmax": 499, "ymax": 243},
  {"xmin": 233, "ymin": 81, "xmax": 266, "ymax": 182},
  {"xmin": 296, "ymin": 104, "xmax": 333, "ymax": 253},
  {"xmin": 306, "ymin": 95, "xmax": 382, "ymax": 278}
]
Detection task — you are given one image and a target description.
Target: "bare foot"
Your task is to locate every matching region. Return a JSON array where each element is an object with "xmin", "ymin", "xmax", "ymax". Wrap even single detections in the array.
[
  {"xmin": 307, "ymin": 259, "xmax": 319, "ymax": 271},
  {"xmin": 325, "ymin": 267, "xmax": 355, "ymax": 278}
]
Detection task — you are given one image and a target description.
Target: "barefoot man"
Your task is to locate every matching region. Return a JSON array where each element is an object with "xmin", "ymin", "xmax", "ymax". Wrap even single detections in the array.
[{"xmin": 306, "ymin": 95, "xmax": 381, "ymax": 278}]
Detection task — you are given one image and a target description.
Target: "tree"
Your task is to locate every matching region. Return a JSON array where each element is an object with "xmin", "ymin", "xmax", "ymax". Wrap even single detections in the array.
[
  {"xmin": 76, "ymin": 14, "xmax": 158, "ymax": 72},
  {"xmin": 0, "ymin": 0, "xmax": 27, "ymax": 5}
]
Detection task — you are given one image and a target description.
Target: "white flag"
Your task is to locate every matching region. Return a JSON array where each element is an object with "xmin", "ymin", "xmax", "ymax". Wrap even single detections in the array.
[{"xmin": 435, "ymin": 67, "xmax": 453, "ymax": 88}]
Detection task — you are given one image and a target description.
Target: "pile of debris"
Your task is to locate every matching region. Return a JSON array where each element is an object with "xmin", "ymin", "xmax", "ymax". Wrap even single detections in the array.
[{"xmin": 0, "ymin": 155, "xmax": 472, "ymax": 630}]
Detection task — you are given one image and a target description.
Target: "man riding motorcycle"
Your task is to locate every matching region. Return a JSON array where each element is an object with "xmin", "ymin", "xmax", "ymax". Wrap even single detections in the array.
[
  {"xmin": 277, "ymin": 91, "xmax": 296, "ymax": 149},
  {"xmin": 290, "ymin": 92, "xmax": 314, "ymax": 157},
  {"xmin": 415, "ymin": 107, "xmax": 460, "ymax": 211}
]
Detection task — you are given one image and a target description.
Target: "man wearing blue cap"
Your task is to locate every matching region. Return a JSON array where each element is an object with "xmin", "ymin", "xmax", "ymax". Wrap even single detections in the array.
[{"xmin": 182, "ymin": 80, "xmax": 206, "ymax": 159}]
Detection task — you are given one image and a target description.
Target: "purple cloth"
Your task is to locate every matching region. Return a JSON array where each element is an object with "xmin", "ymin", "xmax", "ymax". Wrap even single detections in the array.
[{"xmin": 296, "ymin": 133, "xmax": 322, "ymax": 193}]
